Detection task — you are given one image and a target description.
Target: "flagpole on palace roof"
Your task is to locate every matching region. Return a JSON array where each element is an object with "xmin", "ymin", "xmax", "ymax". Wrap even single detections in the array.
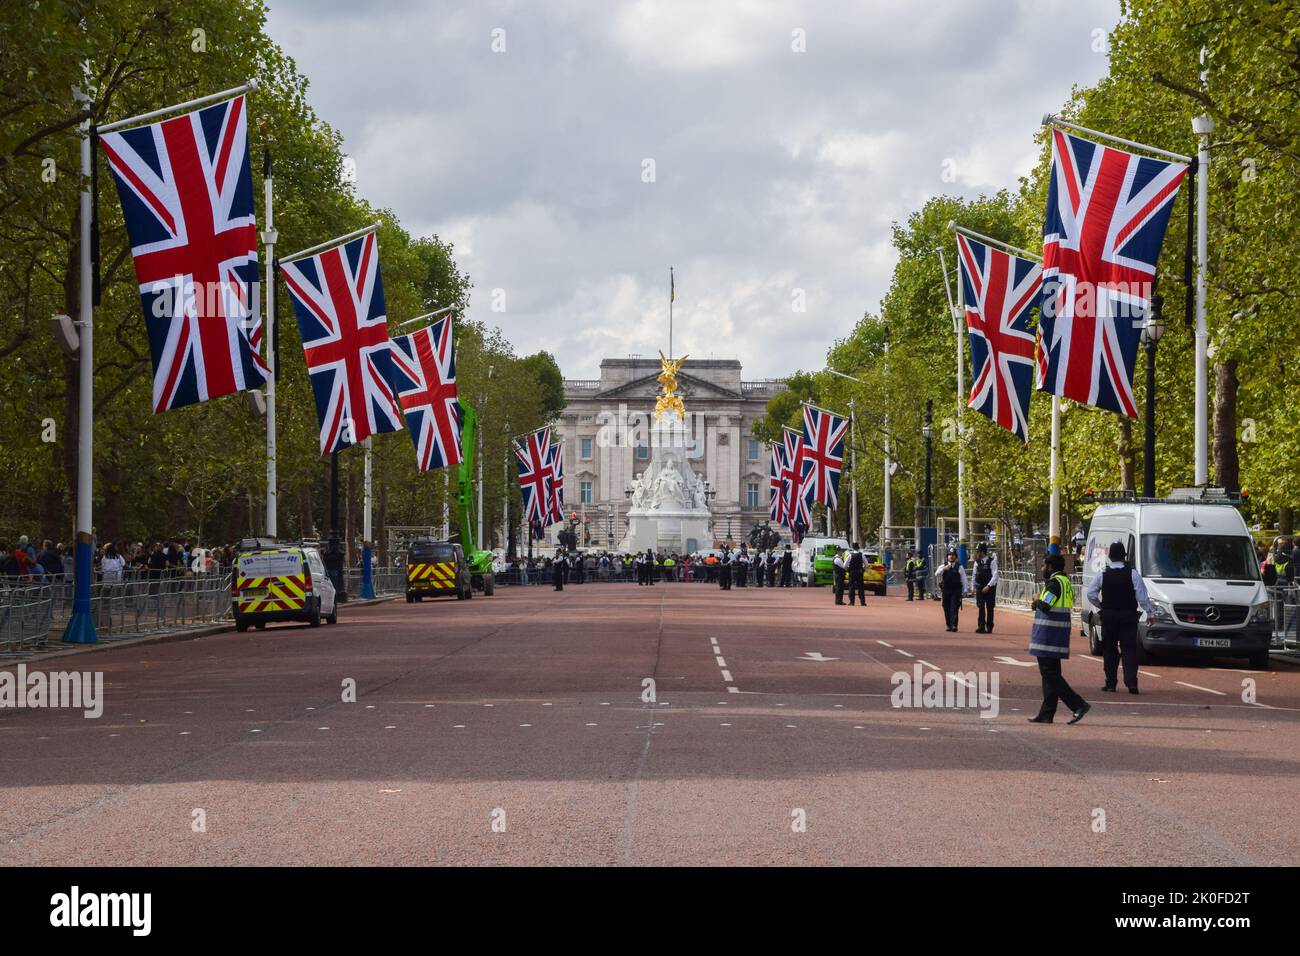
[{"xmin": 937, "ymin": 245, "xmax": 967, "ymax": 562}]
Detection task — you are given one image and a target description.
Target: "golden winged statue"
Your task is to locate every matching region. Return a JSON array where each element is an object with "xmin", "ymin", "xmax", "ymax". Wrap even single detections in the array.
[{"xmin": 654, "ymin": 351, "xmax": 688, "ymax": 421}]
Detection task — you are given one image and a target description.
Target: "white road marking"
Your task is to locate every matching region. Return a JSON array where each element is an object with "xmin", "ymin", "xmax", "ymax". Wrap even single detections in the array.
[
  {"xmin": 877, "ymin": 640, "xmax": 893, "ymax": 648},
  {"xmin": 720, "ymin": 670, "xmax": 733, "ymax": 682},
  {"xmin": 1139, "ymin": 670, "xmax": 1162, "ymax": 678},
  {"xmin": 715, "ymin": 656, "xmax": 727, "ymax": 667},
  {"xmin": 916, "ymin": 660, "xmax": 941, "ymax": 671},
  {"xmin": 1175, "ymin": 681, "xmax": 1227, "ymax": 696},
  {"xmin": 727, "ymin": 686, "xmax": 739, "ymax": 694},
  {"xmin": 895, "ymin": 649, "xmax": 915, "ymax": 658}
]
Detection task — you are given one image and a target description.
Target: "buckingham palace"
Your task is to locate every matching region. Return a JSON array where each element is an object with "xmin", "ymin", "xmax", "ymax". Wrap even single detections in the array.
[{"xmin": 552, "ymin": 357, "xmax": 788, "ymax": 550}]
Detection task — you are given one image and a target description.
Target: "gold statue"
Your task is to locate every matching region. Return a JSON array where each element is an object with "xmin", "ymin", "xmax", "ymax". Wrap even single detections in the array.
[{"xmin": 655, "ymin": 351, "xmax": 688, "ymax": 421}]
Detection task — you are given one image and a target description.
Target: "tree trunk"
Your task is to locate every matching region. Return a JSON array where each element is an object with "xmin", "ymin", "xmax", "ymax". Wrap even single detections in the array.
[
  {"xmin": 1213, "ymin": 359, "xmax": 1240, "ymax": 492},
  {"xmin": 1117, "ymin": 418, "xmax": 1136, "ymax": 491},
  {"xmin": 1281, "ymin": 506, "xmax": 1294, "ymax": 536}
]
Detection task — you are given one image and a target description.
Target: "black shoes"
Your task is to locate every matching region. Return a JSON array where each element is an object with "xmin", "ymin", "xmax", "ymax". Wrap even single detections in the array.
[
  {"xmin": 1128, "ymin": 686, "xmax": 1140, "ymax": 695},
  {"xmin": 1101, "ymin": 684, "xmax": 1117, "ymax": 693},
  {"xmin": 1027, "ymin": 715, "xmax": 1053, "ymax": 723},
  {"xmin": 1068, "ymin": 703, "xmax": 1091, "ymax": 724},
  {"xmin": 975, "ymin": 627, "xmax": 986, "ymax": 634}
]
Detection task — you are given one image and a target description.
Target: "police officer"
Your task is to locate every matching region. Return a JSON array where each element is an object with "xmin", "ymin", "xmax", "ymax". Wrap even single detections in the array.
[
  {"xmin": 905, "ymin": 551, "xmax": 920, "ymax": 601},
  {"xmin": 573, "ymin": 550, "xmax": 585, "ymax": 585},
  {"xmin": 780, "ymin": 545, "xmax": 794, "ymax": 587},
  {"xmin": 832, "ymin": 547, "xmax": 847, "ymax": 605},
  {"xmin": 844, "ymin": 543, "xmax": 866, "ymax": 607},
  {"xmin": 645, "ymin": 549, "xmax": 657, "ymax": 586},
  {"xmin": 753, "ymin": 548, "xmax": 765, "ymax": 588},
  {"xmin": 735, "ymin": 547, "xmax": 749, "ymax": 587},
  {"xmin": 719, "ymin": 548, "xmax": 732, "ymax": 590},
  {"xmin": 552, "ymin": 550, "xmax": 567, "ymax": 591},
  {"xmin": 1028, "ymin": 553, "xmax": 1089, "ymax": 724},
  {"xmin": 973, "ymin": 542, "xmax": 999, "ymax": 633},
  {"xmin": 938, "ymin": 550, "xmax": 967, "ymax": 631},
  {"xmin": 1087, "ymin": 541, "xmax": 1155, "ymax": 694}
]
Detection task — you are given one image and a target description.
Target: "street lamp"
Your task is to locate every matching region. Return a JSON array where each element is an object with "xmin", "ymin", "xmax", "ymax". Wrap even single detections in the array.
[{"xmin": 1142, "ymin": 293, "xmax": 1166, "ymax": 498}]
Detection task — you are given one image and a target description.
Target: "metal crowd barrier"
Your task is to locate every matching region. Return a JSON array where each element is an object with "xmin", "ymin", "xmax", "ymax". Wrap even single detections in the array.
[
  {"xmin": 0, "ymin": 584, "xmax": 55, "ymax": 658},
  {"xmin": 1267, "ymin": 585, "xmax": 1299, "ymax": 649}
]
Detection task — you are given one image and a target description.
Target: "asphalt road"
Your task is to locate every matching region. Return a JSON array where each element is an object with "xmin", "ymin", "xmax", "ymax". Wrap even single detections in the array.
[{"xmin": 3, "ymin": 581, "xmax": 1298, "ymax": 866}]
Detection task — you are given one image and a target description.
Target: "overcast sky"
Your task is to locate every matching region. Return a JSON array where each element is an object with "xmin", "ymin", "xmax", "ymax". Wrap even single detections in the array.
[{"xmin": 265, "ymin": 0, "xmax": 1121, "ymax": 380}]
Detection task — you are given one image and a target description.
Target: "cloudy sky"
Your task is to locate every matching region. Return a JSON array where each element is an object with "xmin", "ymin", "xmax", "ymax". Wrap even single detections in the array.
[{"xmin": 266, "ymin": 0, "xmax": 1120, "ymax": 379}]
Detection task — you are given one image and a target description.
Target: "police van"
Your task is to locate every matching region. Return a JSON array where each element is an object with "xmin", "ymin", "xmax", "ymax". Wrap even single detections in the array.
[
  {"xmin": 405, "ymin": 538, "xmax": 473, "ymax": 602},
  {"xmin": 1079, "ymin": 489, "xmax": 1271, "ymax": 668},
  {"xmin": 233, "ymin": 541, "xmax": 338, "ymax": 630}
]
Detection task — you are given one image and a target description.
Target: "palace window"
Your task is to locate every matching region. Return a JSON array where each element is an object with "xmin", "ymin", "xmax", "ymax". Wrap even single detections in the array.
[
  {"xmin": 580, "ymin": 437, "xmax": 593, "ymax": 460},
  {"xmin": 745, "ymin": 482, "xmax": 760, "ymax": 509},
  {"xmin": 580, "ymin": 481, "xmax": 593, "ymax": 505}
]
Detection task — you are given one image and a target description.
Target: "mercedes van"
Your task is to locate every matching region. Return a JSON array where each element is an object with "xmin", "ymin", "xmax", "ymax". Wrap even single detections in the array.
[{"xmin": 1079, "ymin": 491, "xmax": 1271, "ymax": 668}]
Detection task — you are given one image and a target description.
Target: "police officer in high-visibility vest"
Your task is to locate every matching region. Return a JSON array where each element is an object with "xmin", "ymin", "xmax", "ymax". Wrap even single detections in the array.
[
  {"xmin": 1028, "ymin": 553, "xmax": 1090, "ymax": 724},
  {"xmin": 1087, "ymin": 540, "xmax": 1155, "ymax": 694},
  {"xmin": 905, "ymin": 551, "xmax": 921, "ymax": 601},
  {"xmin": 844, "ymin": 543, "xmax": 867, "ymax": 606},
  {"xmin": 973, "ymin": 542, "xmax": 999, "ymax": 633}
]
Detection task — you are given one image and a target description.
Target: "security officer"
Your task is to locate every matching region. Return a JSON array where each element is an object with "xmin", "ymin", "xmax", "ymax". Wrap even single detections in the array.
[
  {"xmin": 844, "ymin": 543, "xmax": 866, "ymax": 607},
  {"xmin": 1087, "ymin": 541, "xmax": 1154, "ymax": 694},
  {"xmin": 718, "ymin": 548, "xmax": 732, "ymax": 590},
  {"xmin": 905, "ymin": 551, "xmax": 921, "ymax": 601},
  {"xmin": 573, "ymin": 550, "xmax": 585, "ymax": 585},
  {"xmin": 753, "ymin": 549, "xmax": 765, "ymax": 588},
  {"xmin": 552, "ymin": 550, "xmax": 567, "ymax": 591},
  {"xmin": 645, "ymin": 549, "xmax": 657, "ymax": 586},
  {"xmin": 662, "ymin": 552, "xmax": 676, "ymax": 583},
  {"xmin": 780, "ymin": 545, "xmax": 794, "ymax": 587},
  {"xmin": 938, "ymin": 549, "xmax": 967, "ymax": 631},
  {"xmin": 832, "ymin": 547, "xmax": 847, "ymax": 605},
  {"xmin": 973, "ymin": 542, "xmax": 999, "ymax": 633},
  {"xmin": 1028, "ymin": 553, "xmax": 1089, "ymax": 724},
  {"xmin": 735, "ymin": 547, "xmax": 749, "ymax": 587}
]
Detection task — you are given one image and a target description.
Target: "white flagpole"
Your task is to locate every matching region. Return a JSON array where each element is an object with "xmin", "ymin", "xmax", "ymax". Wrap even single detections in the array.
[
  {"xmin": 882, "ymin": 325, "xmax": 892, "ymax": 558},
  {"xmin": 1193, "ymin": 106, "xmax": 1213, "ymax": 486},
  {"xmin": 96, "ymin": 79, "xmax": 258, "ymax": 134},
  {"xmin": 938, "ymin": 246, "xmax": 967, "ymax": 558},
  {"xmin": 64, "ymin": 76, "xmax": 97, "ymax": 644},
  {"xmin": 262, "ymin": 150, "xmax": 278, "ymax": 539},
  {"xmin": 1049, "ymin": 396, "xmax": 1061, "ymax": 555},
  {"xmin": 280, "ymin": 221, "xmax": 382, "ymax": 264}
]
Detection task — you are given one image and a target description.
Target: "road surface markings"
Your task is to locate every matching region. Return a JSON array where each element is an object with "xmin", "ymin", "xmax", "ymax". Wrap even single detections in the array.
[
  {"xmin": 1174, "ymin": 681, "xmax": 1227, "ymax": 696},
  {"xmin": 993, "ymin": 655, "xmax": 1036, "ymax": 668},
  {"xmin": 716, "ymin": 656, "xmax": 727, "ymax": 667},
  {"xmin": 877, "ymin": 640, "xmax": 893, "ymax": 648},
  {"xmin": 720, "ymin": 670, "xmax": 733, "ymax": 682},
  {"xmin": 895, "ymin": 649, "xmax": 915, "ymax": 658},
  {"xmin": 798, "ymin": 652, "xmax": 840, "ymax": 662},
  {"xmin": 916, "ymin": 660, "xmax": 941, "ymax": 671},
  {"xmin": 711, "ymin": 636, "xmax": 739, "ymax": 694}
]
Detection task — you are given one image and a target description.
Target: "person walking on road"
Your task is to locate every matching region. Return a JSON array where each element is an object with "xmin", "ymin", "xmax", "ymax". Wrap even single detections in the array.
[
  {"xmin": 1028, "ymin": 553, "xmax": 1089, "ymax": 724},
  {"xmin": 1087, "ymin": 541, "xmax": 1155, "ymax": 695},
  {"xmin": 973, "ymin": 542, "xmax": 999, "ymax": 633},
  {"xmin": 905, "ymin": 551, "xmax": 921, "ymax": 601},
  {"xmin": 938, "ymin": 550, "xmax": 967, "ymax": 631},
  {"xmin": 844, "ymin": 543, "xmax": 867, "ymax": 607}
]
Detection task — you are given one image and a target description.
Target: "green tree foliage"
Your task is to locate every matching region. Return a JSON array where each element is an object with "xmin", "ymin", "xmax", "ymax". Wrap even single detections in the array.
[{"xmin": 0, "ymin": 0, "xmax": 559, "ymax": 554}]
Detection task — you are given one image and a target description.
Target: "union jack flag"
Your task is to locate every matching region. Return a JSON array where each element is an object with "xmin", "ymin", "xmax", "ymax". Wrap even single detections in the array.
[
  {"xmin": 280, "ymin": 232, "xmax": 404, "ymax": 454},
  {"xmin": 956, "ymin": 234, "xmax": 1042, "ymax": 442},
  {"xmin": 546, "ymin": 441, "xmax": 565, "ymax": 525},
  {"xmin": 781, "ymin": 427, "xmax": 810, "ymax": 540},
  {"xmin": 388, "ymin": 315, "xmax": 462, "ymax": 470},
  {"xmin": 1040, "ymin": 128, "xmax": 1187, "ymax": 417},
  {"xmin": 514, "ymin": 427, "xmax": 553, "ymax": 526},
  {"xmin": 769, "ymin": 442, "xmax": 785, "ymax": 523},
  {"xmin": 799, "ymin": 403, "xmax": 849, "ymax": 508},
  {"xmin": 99, "ymin": 94, "xmax": 266, "ymax": 412}
]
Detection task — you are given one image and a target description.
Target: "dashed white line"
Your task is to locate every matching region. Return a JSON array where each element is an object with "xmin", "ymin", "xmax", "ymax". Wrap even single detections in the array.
[
  {"xmin": 895, "ymin": 649, "xmax": 914, "ymax": 658},
  {"xmin": 715, "ymin": 656, "xmax": 727, "ymax": 667},
  {"xmin": 877, "ymin": 640, "xmax": 893, "ymax": 648},
  {"xmin": 1174, "ymin": 681, "xmax": 1227, "ymax": 696},
  {"xmin": 720, "ymin": 670, "xmax": 733, "ymax": 683}
]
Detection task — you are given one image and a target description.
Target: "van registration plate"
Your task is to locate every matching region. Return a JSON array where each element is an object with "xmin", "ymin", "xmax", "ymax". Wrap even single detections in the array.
[{"xmin": 1194, "ymin": 638, "xmax": 1231, "ymax": 648}]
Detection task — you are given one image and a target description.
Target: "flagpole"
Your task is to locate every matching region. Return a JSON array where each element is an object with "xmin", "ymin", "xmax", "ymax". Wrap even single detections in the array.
[
  {"xmin": 669, "ymin": 266, "xmax": 674, "ymax": 358},
  {"xmin": 361, "ymin": 436, "xmax": 374, "ymax": 598},
  {"xmin": 882, "ymin": 321, "xmax": 892, "ymax": 561},
  {"xmin": 950, "ymin": 223, "xmax": 1041, "ymax": 263},
  {"xmin": 280, "ymin": 221, "xmax": 382, "ymax": 264},
  {"xmin": 96, "ymin": 79, "xmax": 259, "ymax": 134},
  {"xmin": 1193, "ymin": 106, "xmax": 1212, "ymax": 486},
  {"xmin": 938, "ymin": 246, "xmax": 967, "ymax": 562},
  {"xmin": 262, "ymin": 149, "xmax": 278, "ymax": 539},
  {"xmin": 1040, "ymin": 113, "xmax": 1192, "ymax": 163},
  {"xmin": 63, "ymin": 77, "xmax": 97, "ymax": 644},
  {"xmin": 1049, "ymin": 395, "xmax": 1061, "ymax": 556},
  {"xmin": 395, "ymin": 304, "xmax": 454, "ymax": 331},
  {"xmin": 849, "ymin": 399, "xmax": 859, "ymax": 545}
]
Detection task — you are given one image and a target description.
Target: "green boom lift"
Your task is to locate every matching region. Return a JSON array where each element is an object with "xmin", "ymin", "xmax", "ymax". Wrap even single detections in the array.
[{"xmin": 454, "ymin": 401, "xmax": 496, "ymax": 595}]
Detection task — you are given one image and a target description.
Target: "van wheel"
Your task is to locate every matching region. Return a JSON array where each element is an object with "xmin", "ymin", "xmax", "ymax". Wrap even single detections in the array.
[
  {"xmin": 1249, "ymin": 652, "xmax": 1270, "ymax": 670},
  {"xmin": 1087, "ymin": 624, "xmax": 1102, "ymax": 656},
  {"xmin": 406, "ymin": 594, "xmax": 414, "ymax": 604},
  {"xmin": 307, "ymin": 599, "xmax": 321, "ymax": 627},
  {"xmin": 236, "ymin": 621, "xmax": 249, "ymax": 633},
  {"xmin": 255, "ymin": 622, "xmax": 266, "ymax": 630},
  {"xmin": 326, "ymin": 608, "xmax": 338, "ymax": 625}
]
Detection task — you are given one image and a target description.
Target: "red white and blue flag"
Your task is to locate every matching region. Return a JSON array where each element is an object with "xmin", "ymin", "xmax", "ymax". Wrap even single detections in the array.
[
  {"xmin": 99, "ymin": 94, "xmax": 267, "ymax": 412},
  {"xmin": 1040, "ymin": 128, "xmax": 1188, "ymax": 417},
  {"xmin": 769, "ymin": 442, "xmax": 785, "ymax": 524},
  {"xmin": 781, "ymin": 427, "xmax": 810, "ymax": 540},
  {"xmin": 546, "ymin": 441, "xmax": 565, "ymax": 525},
  {"xmin": 799, "ymin": 403, "xmax": 849, "ymax": 508},
  {"xmin": 280, "ymin": 232, "xmax": 404, "ymax": 454},
  {"xmin": 514, "ymin": 427, "xmax": 553, "ymax": 530},
  {"xmin": 388, "ymin": 315, "xmax": 462, "ymax": 470},
  {"xmin": 956, "ymin": 234, "xmax": 1042, "ymax": 442}
]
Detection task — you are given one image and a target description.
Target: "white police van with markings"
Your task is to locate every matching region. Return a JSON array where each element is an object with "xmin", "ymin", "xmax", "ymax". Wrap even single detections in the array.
[{"xmin": 1079, "ymin": 489, "xmax": 1271, "ymax": 669}]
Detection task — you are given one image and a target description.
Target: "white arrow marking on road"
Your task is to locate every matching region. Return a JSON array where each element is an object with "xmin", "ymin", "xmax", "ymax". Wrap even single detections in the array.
[
  {"xmin": 798, "ymin": 652, "xmax": 840, "ymax": 662},
  {"xmin": 993, "ymin": 656, "xmax": 1037, "ymax": 668}
]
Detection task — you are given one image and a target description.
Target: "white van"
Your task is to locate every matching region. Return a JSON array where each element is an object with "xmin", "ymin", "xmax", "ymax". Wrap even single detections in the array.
[
  {"xmin": 794, "ymin": 536, "xmax": 848, "ymax": 586},
  {"xmin": 1079, "ymin": 491, "xmax": 1271, "ymax": 668}
]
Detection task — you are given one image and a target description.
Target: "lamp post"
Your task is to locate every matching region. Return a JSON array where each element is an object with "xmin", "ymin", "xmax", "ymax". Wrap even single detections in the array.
[
  {"xmin": 922, "ymin": 400, "xmax": 933, "ymax": 519},
  {"xmin": 1142, "ymin": 293, "xmax": 1166, "ymax": 498}
]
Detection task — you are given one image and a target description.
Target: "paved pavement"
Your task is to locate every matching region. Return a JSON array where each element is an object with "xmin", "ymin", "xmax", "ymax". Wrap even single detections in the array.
[{"xmin": 3, "ymin": 582, "xmax": 1298, "ymax": 865}]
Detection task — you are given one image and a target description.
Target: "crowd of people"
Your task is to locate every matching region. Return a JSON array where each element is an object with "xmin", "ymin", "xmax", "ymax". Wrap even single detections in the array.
[
  {"xmin": 494, "ymin": 545, "xmax": 801, "ymax": 589},
  {"xmin": 0, "ymin": 535, "xmax": 238, "ymax": 585}
]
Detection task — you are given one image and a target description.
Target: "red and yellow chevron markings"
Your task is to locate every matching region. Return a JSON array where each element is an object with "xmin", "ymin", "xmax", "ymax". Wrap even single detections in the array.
[
  {"xmin": 236, "ymin": 574, "xmax": 309, "ymax": 613},
  {"xmin": 407, "ymin": 562, "xmax": 456, "ymax": 590}
]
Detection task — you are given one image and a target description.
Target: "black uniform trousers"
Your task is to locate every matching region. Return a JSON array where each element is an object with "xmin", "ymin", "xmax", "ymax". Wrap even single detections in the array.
[
  {"xmin": 553, "ymin": 566, "xmax": 564, "ymax": 591},
  {"xmin": 832, "ymin": 565, "xmax": 844, "ymax": 604},
  {"xmin": 941, "ymin": 588, "xmax": 962, "ymax": 629},
  {"xmin": 906, "ymin": 571, "xmax": 917, "ymax": 601},
  {"xmin": 845, "ymin": 572, "xmax": 866, "ymax": 606},
  {"xmin": 1100, "ymin": 610, "xmax": 1140, "ymax": 689},
  {"xmin": 1036, "ymin": 657, "xmax": 1085, "ymax": 718},
  {"xmin": 976, "ymin": 585, "xmax": 996, "ymax": 631}
]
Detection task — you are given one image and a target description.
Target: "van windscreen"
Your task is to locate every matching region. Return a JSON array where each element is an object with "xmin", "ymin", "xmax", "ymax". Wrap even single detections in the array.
[{"xmin": 1140, "ymin": 534, "xmax": 1259, "ymax": 580}]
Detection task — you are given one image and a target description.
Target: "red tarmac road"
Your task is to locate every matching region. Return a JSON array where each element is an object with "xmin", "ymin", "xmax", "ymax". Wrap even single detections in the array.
[{"xmin": 3, "ymin": 582, "xmax": 1299, "ymax": 866}]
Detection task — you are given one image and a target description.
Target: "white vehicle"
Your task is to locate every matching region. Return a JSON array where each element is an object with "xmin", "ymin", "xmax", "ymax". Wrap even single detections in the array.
[
  {"xmin": 794, "ymin": 536, "xmax": 849, "ymax": 586},
  {"xmin": 1079, "ymin": 490, "xmax": 1271, "ymax": 668}
]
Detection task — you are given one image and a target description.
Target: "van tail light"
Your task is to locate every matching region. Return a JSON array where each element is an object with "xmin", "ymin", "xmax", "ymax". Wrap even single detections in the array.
[{"xmin": 302, "ymin": 568, "xmax": 314, "ymax": 592}]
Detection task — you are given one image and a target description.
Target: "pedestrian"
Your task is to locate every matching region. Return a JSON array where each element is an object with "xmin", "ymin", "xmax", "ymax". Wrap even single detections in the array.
[
  {"xmin": 573, "ymin": 551, "xmax": 585, "ymax": 584},
  {"xmin": 645, "ymin": 549, "xmax": 657, "ymax": 586},
  {"xmin": 938, "ymin": 549, "xmax": 967, "ymax": 632},
  {"xmin": 973, "ymin": 541, "xmax": 999, "ymax": 633},
  {"xmin": 37, "ymin": 539, "xmax": 62, "ymax": 580},
  {"xmin": 1028, "ymin": 553, "xmax": 1089, "ymax": 723},
  {"xmin": 844, "ymin": 542, "xmax": 866, "ymax": 607},
  {"xmin": 734, "ymin": 547, "xmax": 748, "ymax": 587},
  {"xmin": 552, "ymin": 550, "xmax": 567, "ymax": 591},
  {"xmin": 100, "ymin": 542, "xmax": 126, "ymax": 584},
  {"xmin": 832, "ymin": 547, "xmax": 846, "ymax": 605},
  {"xmin": 905, "ymin": 551, "xmax": 919, "ymax": 601},
  {"xmin": 1087, "ymin": 541, "xmax": 1155, "ymax": 694},
  {"xmin": 718, "ymin": 548, "xmax": 732, "ymax": 590},
  {"xmin": 767, "ymin": 548, "xmax": 780, "ymax": 587},
  {"xmin": 780, "ymin": 545, "xmax": 793, "ymax": 587}
]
